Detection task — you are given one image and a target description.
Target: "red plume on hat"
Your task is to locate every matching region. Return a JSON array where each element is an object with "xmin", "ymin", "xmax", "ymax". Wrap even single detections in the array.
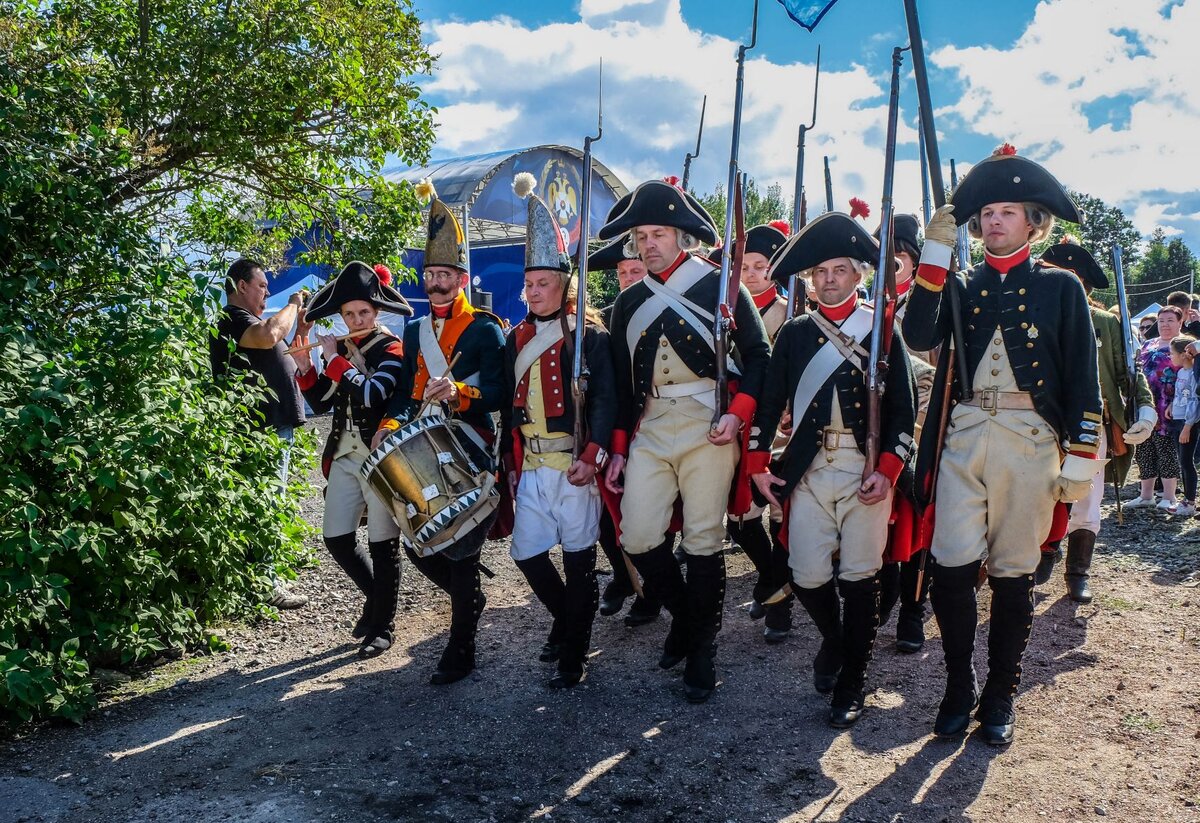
[
  {"xmin": 768, "ymin": 219, "xmax": 791, "ymax": 237},
  {"xmin": 993, "ymin": 142, "xmax": 1018, "ymax": 157},
  {"xmin": 373, "ymin": 264, "xmax": 392, "ymax": 287},
  {"xmin": 662, "ymin": 175, "xmax": 682, "ymax": 190},
  {"xmin": 849, "ymin": 197, "xmax": 870, "ymax": 220}
]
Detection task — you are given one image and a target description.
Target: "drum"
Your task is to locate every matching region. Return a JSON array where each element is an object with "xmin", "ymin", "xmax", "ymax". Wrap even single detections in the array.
[{"xmin": 361, "ymin": 416, "xmax": 499, "ymax": 558}]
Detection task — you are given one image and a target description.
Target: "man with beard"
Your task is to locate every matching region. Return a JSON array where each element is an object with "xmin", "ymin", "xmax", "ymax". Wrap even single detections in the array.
[
  {"xmin": 374, "ymin": 179, "xmax": 506, "ymax": 685},
  {"xmin": 602, "ymin": 179, "xmax": 771, "ymax": 703}
]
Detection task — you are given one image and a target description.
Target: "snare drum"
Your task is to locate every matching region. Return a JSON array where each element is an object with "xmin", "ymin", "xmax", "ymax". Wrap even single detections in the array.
[{"xmin": 362, "ymin": 416, "xmax": 499, "ymax": 558}]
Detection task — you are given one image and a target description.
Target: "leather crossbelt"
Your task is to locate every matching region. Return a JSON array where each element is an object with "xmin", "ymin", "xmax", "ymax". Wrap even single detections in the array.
[
  {"xmin": 524, "ymin": 434, "xmax": 575, "ymax": 454},
  {"xmin": 821, "ymin": 428, "xmax": 858, "ymax": 451},
  {"xmin": 961, "ymin": 387, "xmax": 1037, "ymax": 414}
]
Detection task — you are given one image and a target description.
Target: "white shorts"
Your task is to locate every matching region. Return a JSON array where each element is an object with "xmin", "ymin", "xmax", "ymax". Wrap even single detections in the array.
[
  {"xmin": 511, "ymin": 466, "xmax": 601, "ymax": 561},
  {"xmin": 322, "ymin": 453, "xmax": 401, "ymax": 541}
]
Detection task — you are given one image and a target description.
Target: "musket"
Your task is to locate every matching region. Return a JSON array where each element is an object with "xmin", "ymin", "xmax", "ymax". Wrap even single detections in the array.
[
  {"xmin": 681, "ymin": 95, "xmax": 707, "ymax": 192},
  {"xmin": 568, "ymin": 61, "xmax": 603, "ymax": 460},
  {"xmin": 950, "ymin": 161, "xmax": 972, "ymax": 273},
  {"xmin": 823, "ymin": 155, "xmax": 834, "ymax": 212},
  {"xmin": 713, "ymin": 0, "xmax": 758, "ymax": 428},
  {"xmin": 864, "ymin": 46, "xmax": 906, "ymax": 481},
  {"xmin": 1112, "ymin": 244, "xmax": 1136, "ymax": 524},
  {"xmin": 786, "ymin": 46, "xmax": 820, "ymax": 320},
  {"xmin": 903, "ymin": 0, "xmax": 971, "ymax": 402},
  {"xmin": 918, "ymin": 110, "xmax": 932, "ymax": 225}
]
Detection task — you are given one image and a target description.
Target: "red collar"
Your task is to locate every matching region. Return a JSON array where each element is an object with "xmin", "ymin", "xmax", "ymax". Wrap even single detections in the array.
[
  {"xmin": 430, "ymin": 290, "xmax": 469, "ymax": 319},
  {"xmin": 985, "ymin": 244, "xmax": 1030, "ymax": 274},
  {"xmin": 896, "ymin": 277, "xmax": 912, "ymax": 297},
  {"xmin": 752, "ymin": 286, "xmax": 778, "ymax": 311},
  {"xmin": 652, "ymin": 252, "xmax": 689, "ymax": 282},
  {"xmin": 818, "ymin": 294, "xmax": 858, "ymax": 322}
]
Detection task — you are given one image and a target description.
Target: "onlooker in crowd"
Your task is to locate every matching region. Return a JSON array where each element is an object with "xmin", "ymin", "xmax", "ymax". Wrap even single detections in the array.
[
  {"xmin": 209, "ymin": 257, "xmax": 309, "ymax": 609},
  {"xmin": 1142, "ymin": 291, "xmax": 1200, "ymax": 339},
  {"xmin": 1124, "ymin": 306, "xmax": 1184, "ymax": 512},
  {"xmin": 1167, "ymin": 336, "xmax": 1200, "ymax": 516},
  {"xmin": 1138, "ymin": 316, "xmax": 1156, "ymax": 342}
]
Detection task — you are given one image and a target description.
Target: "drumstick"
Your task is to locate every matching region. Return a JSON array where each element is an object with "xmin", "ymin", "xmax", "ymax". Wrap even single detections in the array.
[
  {"xmin": 416, "ymin": 351, "xmax": 463, "ymax": 418},
  {"xmin": 284, "ymin": 327, "xmax": 379, "ymax": 356}
]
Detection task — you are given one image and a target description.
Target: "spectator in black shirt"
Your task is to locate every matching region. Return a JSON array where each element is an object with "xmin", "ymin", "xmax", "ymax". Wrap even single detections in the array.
[{"xmin": 209, "ymin": 258, "xmax": 309, "ymax": 609}]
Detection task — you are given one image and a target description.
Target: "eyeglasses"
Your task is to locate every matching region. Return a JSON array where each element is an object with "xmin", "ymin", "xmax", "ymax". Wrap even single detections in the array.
[{"xmin": 423, "ymin": 271, "xmax": 460, "ymax": 282}]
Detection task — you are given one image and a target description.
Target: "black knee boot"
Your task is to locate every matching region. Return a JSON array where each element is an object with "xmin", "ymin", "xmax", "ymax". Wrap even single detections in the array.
[
  {"xmin": 324, "ymin": 533, "xmax": 375, "ymax": 639},
  {"xmin": 628, "ymin": 537, "xmax": 689, "ymax": 670},
  {"xmin": 406, "ymin": 545, "xmax": 452, "ymax": 592},
  {"xmin": 792, "ymin": 580, "xmax": 843, "ymax": 694},
  {"xmin": 1064, "ymin": 529, "xmax": 1095, "ymax": 603},
  {"xmin": 553, "ymin": 547, "xmax": 599, "ymax": 688},
  {"xmin": 359, "ymin": 538, "xmax": 401, "ymax": 659},
  {"xmin": 682, "ymin": 553, "xmax": 725, "ymax": 703},
  {"xmin": 431, "ymin": 556, "xmax": 485, "ymax": 685},
  {"xmin": 727, "ymin": 517, "xmax": 772, "ymax": 616},
  {"xmin": 830, "ymin": 575, "xmax": 881, "ymax": 727},
  {"xmin": 515, "ymin": 553, "xmax": 567, "ymax": 663},
  {"xmin": 895, "ymin": 552, "xmax": 930, "ymax": 654},
  {"xmin": 930, "ymin": 559, "xmax": 982, "ymax": 738},
  {"xmin": 762, "ymin": 520, "xmax": 793, "ymax": 643},
  {"xmin": 877, "ymin": 562, "xmax": 901, "ymax": 628},
  {"xmin": 976, "ymin": 573, "xmax": 1035, "ymax": 745},
  {"xmin": 1035, "ymin": 540, "xmax": 1062, "ymax": 585},
  {"xmin": 598, "ymin": 512, "xmax": 634, "ymax": 616}
]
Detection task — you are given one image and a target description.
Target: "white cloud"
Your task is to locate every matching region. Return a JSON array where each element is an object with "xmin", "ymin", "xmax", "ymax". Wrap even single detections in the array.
[
  {"xmin": 579, "ymin": 0, "xmax": 658, "ymax": 18},
  {"xmin": 432, "ymin": 102, "xmax": 520, "ymax": 154}
]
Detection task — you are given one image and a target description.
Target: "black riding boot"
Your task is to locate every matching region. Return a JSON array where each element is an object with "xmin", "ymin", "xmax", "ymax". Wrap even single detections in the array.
[
  {"xmin": 682, "ymin": 553, "xmax": 725, "ymax": 703},
  {"xmin": 930, "ymin": 559, "xmax": 982, "ymax": 738},
  {"xmin": 552, "ymin": 547, "xmax": 599, "ymax": 688},
  {"xmin": 975, "ymin": 574, "xmax": 1035, "ymax": 745},
  {"xmin": 1035, "ymin": 540, "xmax": 1062, "ymax": 585},
  {"xmin": 627, "ymin": 537, "xmax": 690, "ymax": 670},
  {"xmin": 359, "ymin": 538, "xmax": 401, "ymax": 659},
  {"xmin": 792, "ymin": 579, "xmax": 844, "ymax": 694},
  {"xmin": 830, "ymin": 574, "xmax": 881, "ymax": 728},
  {"xmin": 1064, "ymin": 529, "xmax": 1096, "ymax": 603},
  {"xmin": 895, "ymin": 552, "xmax": 929, "ymax": 653},
  {"xmin": 325, "ymin": 533, "xmax": 376, "ymax": 639},
  {"xmin": 727, "ymin": 517, "xmax": 772, "ymax": 618},
  {"xmin": 431, "ymin": 556, "xmax": 485, "ymax": 685},
  {"xmin": 515, "ymin": 552, "xmax": 567, "ymax": 663},
  {"xmin": 877, "ymin": 562, "xmax": 901, "ymax": 628},
  {"xmin": 762, "ymin": 519, "xmax": 793, "ymax": 643},
  {"xmin": 598, "ymin": 511, "xmax": 634, "ymax": 616}
]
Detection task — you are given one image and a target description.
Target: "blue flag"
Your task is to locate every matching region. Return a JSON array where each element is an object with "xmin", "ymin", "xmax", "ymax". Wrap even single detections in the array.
[{"xmin": 776, "ymin": 0, "xmax": 841, "ymax": 31}]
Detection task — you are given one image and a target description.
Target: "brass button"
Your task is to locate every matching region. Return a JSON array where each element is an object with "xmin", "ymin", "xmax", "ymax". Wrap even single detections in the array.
[
  {"xmin": 994, "ymin": 338, "xmax": 1002, "ymax": 345},
  {"xmin": 1018, "ymin": 305, "xmax": 1026, "ymax": 311},
  {"xmin": 992, "ymin": 353, "xmax": 1001, "ymax": 360},
  {"xmin": 827, "ymin": 456, "xmax": 834, "ymax": 464},
  {"xmin": 851, "ymin": 369, "xmax": 859, "ymax": 376},
  {"xmin": 1021, "ymin": 322, "xmax": 1029, "ymax": 329},
  {"xmin": 818, "ymin": 337, "xmax": 825, "ymax": 344},
  {"xmin": 855, "ymin": 402, "xmax": 862, "ymax": 408},
  {"xmin": 973, "ymin": 307, "xmax": 981, "ymax": 314},
  {"xmin": 1032, "ymin": 428, "xmax": 1039, "ymax": 435},
  {"xmin": 991, "ymin": 369, "xmax": 1000, "ymax": 376},
  {"xmin": 1032, "ymin": 361, "xmax": 1039, "ymax": 368},
  {"xmin": 687, "ymin": 335, "xmax": 693, "ymax": 341},
  {"xmin": 661, "ymin": 354, "xmax": 668, "ymax": 361},
  {"xmin": 663, "ymin": 368, "xmax": 670, "ymax": 374},
  {"xmin": 661, "ymin": 339, "xmax": 668, "ymax": 347},
  {"xmin": 679, "ymin": 319, "xmax": 686, "ymax": 325},
  {"xmin": 981, "ymin": 290, "xmax": 988, "ymax": 297},
  {"xmin": 1019, "ymin": 288, "xmax": 1026, "ymax": 295},
  {"xmin": 1037, "ymin": 379, "xmax": 1044, "ymax": 387},
  {"xmin": 1027, "ymin": 342, "xmax": 1034, "ymax": 349}
]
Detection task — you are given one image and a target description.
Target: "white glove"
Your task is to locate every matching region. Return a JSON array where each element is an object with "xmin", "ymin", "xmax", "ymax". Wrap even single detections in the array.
[
  {"xmin": 1122, "ymin": 406, "xmax": 1157, "ymax": 445},
  {"xmin": 923, "ymin": 204, "xmax": 957, "ymax": 248},
  {"xmin": 1054, "ymin": 476, "xmax": 1093, "ymax": 503}
]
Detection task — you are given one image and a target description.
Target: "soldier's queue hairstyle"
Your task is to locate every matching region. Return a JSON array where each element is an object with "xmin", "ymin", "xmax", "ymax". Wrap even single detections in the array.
[
  {"xmin": 965, "ymin": 203, "xmax": 1055, "ymax": 245},
  {"xmin": 622, "ymin": 229, "xmax": 700, "ymax": 259},
  {"xmin": 225, "ymin": 257, "xmax": 265, "ymax": 295}
]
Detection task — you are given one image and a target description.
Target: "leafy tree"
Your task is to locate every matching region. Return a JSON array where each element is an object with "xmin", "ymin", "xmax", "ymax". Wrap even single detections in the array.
[
  {"xmin": 1126, "ymin": 229, "xmax": 1199, "ymax": 312},
  {"xmin": 693, "ymin": 179, "xmax": 789, "ymax": 240},
  {"xmin": 0, "ymin": 0, "xmax": 435, "ymax": 724}
]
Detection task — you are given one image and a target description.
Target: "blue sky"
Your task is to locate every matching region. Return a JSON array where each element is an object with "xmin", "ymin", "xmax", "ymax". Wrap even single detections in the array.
[{"xmin": 405, "ymin": 0, "xmax": 1200, "ymax": 253}]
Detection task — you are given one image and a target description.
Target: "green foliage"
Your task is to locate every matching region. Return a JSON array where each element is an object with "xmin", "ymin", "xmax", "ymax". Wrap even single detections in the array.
[
  {"xmin": 0, "ymin": 0, "xmax": 433, "ymax": 724},
  {"xmin": 1127, "ymin": 228, "xmax": 1200, "ymax": 312},
  {"xmin": 693, "ymin": 179, "xmax": 789, "ymax": 239}
]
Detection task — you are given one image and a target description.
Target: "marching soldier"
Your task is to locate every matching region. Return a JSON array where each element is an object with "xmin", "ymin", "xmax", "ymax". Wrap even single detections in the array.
[
  {"xmin": 1038, "ymin": 239, "xmax": 1155, "ymax": 602},
  {"xmin": 500, "ymin": 174, "xmax": 616, "ymax": 688},
  {"xmin": 719, "ymin": 221, "xmax": 794, "ymax": 643},
  {"xmin": 749, "ymin": 213, "xmax": 917, "ymax": 727},
  {"xmin": 601, "ymin": 179, "xmax": 771, "ymax": 703},
  {"xmin": 375, "ymin": 180, "xmax": 506, "ymax": 685},
  {"xmin": 291, "ymin": 261, "xmax": 413, "ymax": 658},
  {"xmin": 589, "ymin": 234, "xmax": 662, "ymax": 626},
  {"xmin": 903, "ymin": 146, "xmax": 1103, "ymax": 744}
]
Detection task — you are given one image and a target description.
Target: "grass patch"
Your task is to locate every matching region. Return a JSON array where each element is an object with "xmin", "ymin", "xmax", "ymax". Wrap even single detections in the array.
[
  {"xmin": 1120, "ymin": 712, "xmax": 1164, "ymax": 734},
  {"xmin": 1095, "ymin": 593, "xmax": 1139, "ymax": 611}
]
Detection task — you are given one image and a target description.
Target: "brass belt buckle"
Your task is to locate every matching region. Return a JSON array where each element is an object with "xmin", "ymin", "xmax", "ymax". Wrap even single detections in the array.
[
  {"xmin": 823, "ymin": 428, "xmax": 841, "ymax": 451},
  {"xmin": 980, "ymin": 388, "xmax": 999, "ymax": 416}
]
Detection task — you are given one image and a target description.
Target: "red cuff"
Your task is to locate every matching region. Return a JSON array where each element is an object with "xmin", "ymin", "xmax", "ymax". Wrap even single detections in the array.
[
  {"xmin": 611, "ymin": 429, "xmax": 629, "ymax": 457},
  {"xmin": 324, "ymin": 355, "xmax": 353, "ymax": 382},
  {"xmin": 745, "ymin": 450, "xmax": 772, "ymax": 476},
  {"xmin": 914, "ymin": 262, "xmax": 947, "ymax": 289},
  {"xmin": 1068, "ymin": 449, "xmax": 1098, "ymax": 459},
  {"xmin": 579, "ymin": 442, "xmax": 603, "ymax": 467},
  {"xmin": 878, "ymin": 452, "xmax": 904, "ymax": 486},
  {"xmin": 296, "ymin": 367, "xmax": 318, "ymax": 391},
  {"xmin": 728, "ymin": 392, "xmax": 757, "ymax": 425}
]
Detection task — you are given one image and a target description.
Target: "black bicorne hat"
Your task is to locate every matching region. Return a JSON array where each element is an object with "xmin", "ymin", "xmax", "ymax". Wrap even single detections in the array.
[
  {"xmin": 1041, "ymin": 240, "xmax": 1108, "ymax": 289},
  {"xmin": 950, "ymin": 147, "xmax": 1082, "ymax": 225},
  {"xmin": 304, "ymin": 261, "xmax": 414, "ymax": 321},
  {"xmin": 598, "ymin": 179, "xmax": 718, "ymax": 246},
  {"xmin": 768, "ymin": 213, "xmax": 880, "ymax": 283},
  {"xmin": 875, "ymin": 213, "xmax": 921, "ymax": 261},
  {"xmin": 710, "ymin": 221, "xmax": 790, "ymax": 268},
  {"xmin": 588, "ymin": 233, "xmax": 637, "ymax": 272}
]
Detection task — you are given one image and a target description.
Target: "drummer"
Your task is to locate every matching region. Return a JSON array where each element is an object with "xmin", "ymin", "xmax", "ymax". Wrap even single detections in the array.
[
  {"xmin": 375, "ymin": 179, "xmax": 507, "ymax": 685},
  {"xmin": 291, "ymin": 261, "xmax": 412, "ymax": 659},
  {"xmin": 500, "ymin": 174, "xmax": 617, "ymax": 688}
]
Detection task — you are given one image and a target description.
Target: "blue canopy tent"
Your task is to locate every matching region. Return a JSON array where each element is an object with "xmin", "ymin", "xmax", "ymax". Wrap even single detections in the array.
[{"xmin": 265, "ymin": 145, "xmax": 629, "ymax": 326}]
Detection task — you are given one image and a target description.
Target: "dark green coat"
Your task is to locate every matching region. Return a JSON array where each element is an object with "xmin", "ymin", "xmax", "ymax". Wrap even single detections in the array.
[{"xmin": 1091, "ymin": 305, "xmax": 1153, "ymax": 486}]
